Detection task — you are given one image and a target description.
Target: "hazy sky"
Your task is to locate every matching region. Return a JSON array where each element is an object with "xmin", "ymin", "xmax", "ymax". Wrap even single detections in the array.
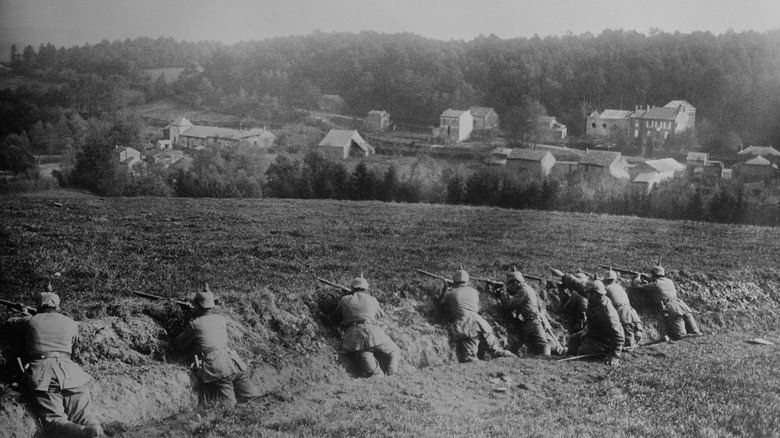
[{"xmin": 1, "ymin": 0, "xmax": 779, "ymax": 48}]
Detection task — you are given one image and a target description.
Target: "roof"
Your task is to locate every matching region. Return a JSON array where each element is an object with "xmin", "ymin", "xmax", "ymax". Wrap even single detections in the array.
[
  {"xmin": 239, "ymin": 128, "xmax": 276, "ymax": 139},
  {"xmin": 168, "ymin": 116, "xmax": 192, "ymax": 127},
  {"xmin": 633, "ymin": 172, "xmax": 660, "ymax": 184},
  {"xmin": 491, "ymin": 147, "xmax": 513, "ymax": 157},
  {"xmin": 737, "ymin": 146, "xmax": 780, "ymax": 156},
  {"xmin": 318, "ymin": 129, "xmax": 367, "ymax": 149},
  {"xmin": 469, "ymin": 107, "xmax": 494, "ymax": 117},
  {"xmin": 368, "ymin": 110, "xmax": 389, "ymax": 116},
  {"xmin": 598, "ymin": 109, "xmax": 632, "ymax": 119},
  {"xmin": 665, "ymin": 100, "xmax": 694, "ymax": 110},
  {"xmin": 507, "ymin": 149, "xmax": 552, "ymax": 162},
  {"xmin": 179, "ymin": 125, "xmax": 274, "ymax": 141},
  {"xmin": 645, "ymin": 158, "xmax": 685, "ymax": 173},
  {"xmin": 743, "ymin": 156, "xmax": 772, "ymax": 166},
  {"xmin": 632, "ymin": 106, "xmax": 680, "ymax": 121},
  {"xmin": 686, "ymin": 152, "xmax": 709, "ymax": 162},
  {"xmin": 441, "ymin": 109, "xmax": 467, "ymax": 118},
  {"xmin": 580, "ymin": 150, "xmax": 621, "ymax": 167}
]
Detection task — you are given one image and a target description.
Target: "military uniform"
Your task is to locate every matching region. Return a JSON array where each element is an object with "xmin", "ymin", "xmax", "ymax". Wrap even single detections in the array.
[
  {"xmin": 176, "ymin": 290, "xmax": 259, "ymax": 405},
  {"xmin": 632, "ymin": 268, "xmax": 701, "ymax": 341},
  {"xmin": 334, "ymin": 287, "xmax": 400, "ymax": 377},
  {"xmin": 500, "ymin": 277, "xmax": 550, "ymax": 355},
  {"xmin": 441, "ymin": 270, "xmax": 514, "ymax": 362},
  {"xmin": 560, "ymin": 273, "xmax": 589, "ymax": 333},
  {"xmin": 7, "ymin": 293, "xmax": 104, "ymax": 438},
  {"xmin": 567, "ymin": 282, "xmax": 624, "ymax": 364},
  {"xmin": 604, "ymin": 279, "xmax": 644, "ymax": 347}
]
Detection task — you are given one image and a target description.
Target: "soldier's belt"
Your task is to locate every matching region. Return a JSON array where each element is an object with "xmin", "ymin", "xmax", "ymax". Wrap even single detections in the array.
[
  {"xmin": 341, "ymin": 320, "xmax": 376, "ymax": 329},
  {"xmin": 34, "ymin": 352, "xmax": 71, "ymax": 360}
]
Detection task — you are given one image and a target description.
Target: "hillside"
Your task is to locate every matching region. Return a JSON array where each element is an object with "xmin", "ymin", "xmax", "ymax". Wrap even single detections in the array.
[{"xmin": 1, "ymin": 192, "xmax": 780, "ymax": 437}]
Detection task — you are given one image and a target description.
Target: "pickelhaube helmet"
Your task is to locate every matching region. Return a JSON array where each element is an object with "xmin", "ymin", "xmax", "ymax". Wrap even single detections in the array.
[
  {"xmin": 605, "ymin": 269, "xmax": 618, "ymax": 281},
  {"xmin": 651, "ymin": 266, "xmax": 665, "ymax": 277},
  {"xmin": 351, "ymin": 273, "xmax": 369, "ymax": 291},
  {"xmin": 453, "ymin": 264, "xmax": 469, "ymax": 284},
  {"xmin": 193, "ymin": 283, "xmax": 216, "ymax": 309},
  {"xmin": 38, "ymin": 283, "xmax": 60, "ymax": 309},
  {"xmin": 575, "ymin": 272, "xmax": 589, "ymax": 282},
  {"xmin": 585, "ymin": 280, "xmax": 607, "ymax": 295},
  {"xmin": 506, "ymin": 266, "xmax": 524, "ymax": 284}
]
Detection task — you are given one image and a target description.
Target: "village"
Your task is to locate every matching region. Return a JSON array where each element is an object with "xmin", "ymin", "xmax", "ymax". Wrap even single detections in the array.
[{"xmin": 114, "ymin": 95, "xmax": 779, "ymax": 197}]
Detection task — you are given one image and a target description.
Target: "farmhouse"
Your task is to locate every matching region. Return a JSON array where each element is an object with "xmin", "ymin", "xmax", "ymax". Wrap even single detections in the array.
[
  {"xmin": 505, "ymin": 149, "xmax": 556, "ymax": 182},
  {"xmin": 486, "ymin": 147, "xmax": 512, "ymax": 166},
  {"xmin": 319, "ymin": 94, "xmax": 346, "ymax": 113},
  {"xmin": 586, "ymin": 109, "xmax": 632, "ymax": 137},
  {"xmin": 664, "ymin": 100, "xmax": 696, "ymax": 131},
  {"xmin": 438, "ymin": 109, "xmax": 473, "ymax": 143},
  {"xmin": 630, "ymin": 105, "xmax": 689, "ymax": 149},
  {"xmin": 364, "ymin": 110, "xmax": 391, "ymax": 132},
  {"xmin": 538, "ymin": 116, "xmax": 567, "ymax": 141},
  {"xmin": 737, "ymin": 145, "xmax": 780, "ymax": 165},
  {"xmin": 686, "ymin": 152, "xmax": 709, "ymax": 178},
  {"xmin": 469, "ymin": 107, "xmax": 499, "ymax": 129},
  {"xmin": 732, "ymin": 156, "xmax": 778, "ymax": 184},
  {"xmin": 579, "ymin": 150, "xmax": 629, "ymax": 179},
  {"xmin": 146, "ymin": 149, "xmax": 184, "ymax": 168},
  {"xmin": 114, "ymin": 146, "xmax": 143, "ymax": 175},
  {"xmin": 163, "ymin": 117, "xmax": 276, "ymax": 150},
  {"xmin": 317, "ymin": 129, "xmax": 373, "ymax": 160}
]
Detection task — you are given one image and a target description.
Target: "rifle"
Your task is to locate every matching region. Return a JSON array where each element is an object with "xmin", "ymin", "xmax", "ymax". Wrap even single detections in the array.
[
  {"xmin": 472, "ymin": 273, "xmax": 546, "ymax": 287},
  {"xmin": 598, "ymin": 265, "xmax": 650, "ymax": 281},
  {"xmin": 556, "ymin": 353, "xmax": 603, "ymax": 363},
  {"xmin": 130, "ymin": 291, "xmax": 194, "ymax": 309},
  {"xmin": 0, "ymin": 298, "xmax": 37, "ymax": 315},
  {"xmin": 314, "ymin": 277, "xmax": 352, "ymax": 294},
  {"xmin": 415, "ymin": 269, "xmax": 453, "ymax": 286}
]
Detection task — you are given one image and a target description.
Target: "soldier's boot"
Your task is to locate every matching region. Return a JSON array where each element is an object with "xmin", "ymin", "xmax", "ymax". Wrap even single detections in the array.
[
  {"xmin": 88, "ymin": 425, "xmax": 106, "ymax": 437},
  {"xmin": 683, "ymin": 314, "xmax": 703, "ymax": 336},
  {"xmin": 492, "ymin": 348, "xmax": 517, "ymax": 359}
]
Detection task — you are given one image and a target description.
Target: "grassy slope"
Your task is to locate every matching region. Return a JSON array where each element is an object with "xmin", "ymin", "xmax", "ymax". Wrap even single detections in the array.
[{"xmin": 2, "ymin": 193, "xmax": 780, "ymax": 437}]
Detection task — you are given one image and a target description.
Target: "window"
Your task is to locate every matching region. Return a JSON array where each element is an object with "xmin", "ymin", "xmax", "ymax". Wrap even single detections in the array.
[
  {"xmin": 602, "ymin": 123, "xmax": 607, "ymax": 129},
  {"xmin": 591, "ymin": 122, "xmax": 597, "ymax": 128},
  {"xmin": 634, "ymin": 129, "xmax": 639, "ymax": 138}
]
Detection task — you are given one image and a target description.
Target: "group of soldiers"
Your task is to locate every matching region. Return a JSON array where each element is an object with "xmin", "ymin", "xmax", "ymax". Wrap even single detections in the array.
[
  {"xmin": 331, "ymin": 264, "xmax": 703, "ymax": 376},
  {"xmin": 4, "ymin": 263, "xmax": 702, "ymax": 437},
  {"xmin": 5, "ymin": 286, "xmax": 260, "ymax": 437}
]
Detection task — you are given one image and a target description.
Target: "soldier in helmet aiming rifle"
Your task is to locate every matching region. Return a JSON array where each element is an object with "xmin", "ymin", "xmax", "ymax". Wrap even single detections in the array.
[
  {"xmin": 631, "ymin": 265, "xmax": 702, "ymax": 341},
  {"xmin": 332, "ymin": 274, "xmax": 401, "ymax": 377},
  {"xmin": 435, "ymin": 266, "xmax": 516, "ymax": 362}
]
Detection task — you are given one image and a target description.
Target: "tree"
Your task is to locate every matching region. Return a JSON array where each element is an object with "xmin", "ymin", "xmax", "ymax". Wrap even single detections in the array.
[{"xmin": 503, "ymin": 97, "xmax": 548, "ymax": 145}]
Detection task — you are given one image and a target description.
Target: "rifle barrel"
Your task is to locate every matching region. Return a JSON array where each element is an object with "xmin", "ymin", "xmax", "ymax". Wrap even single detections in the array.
[
  {"xmin": 315, "ymin": 277, "xmax": 351, "ymax": 293},
  {"xmin": 0, "ymin": 298, "xmax": 36, "ymax": 314}
]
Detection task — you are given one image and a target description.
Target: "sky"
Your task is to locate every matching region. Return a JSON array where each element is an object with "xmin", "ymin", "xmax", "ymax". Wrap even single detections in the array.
[{"xmin": 1, "ymin": 0, "xmax": 779, "ymax": 49}]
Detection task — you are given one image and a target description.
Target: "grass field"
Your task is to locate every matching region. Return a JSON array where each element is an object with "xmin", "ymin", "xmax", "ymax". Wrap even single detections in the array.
[{"xmin": 1, "ymin": 191, "xmax": 780, "ymax": 437}]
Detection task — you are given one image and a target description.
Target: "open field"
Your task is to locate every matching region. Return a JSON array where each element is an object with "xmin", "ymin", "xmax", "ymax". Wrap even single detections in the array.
[{"xmin": 1, "ymin": 191, "xmax": 780, "ymax": 437}]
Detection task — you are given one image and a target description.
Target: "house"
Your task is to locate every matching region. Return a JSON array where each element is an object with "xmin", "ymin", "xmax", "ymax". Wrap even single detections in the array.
[
  {"xmin": 579, "ymin": 150, "xmax": 630, "ymax": 179},
  {"xmin": 319, "ymin": 94, "xmax": 346, "ymax": 113},
  {"xmin": 317, "ymin": 129, "xmax": 372, "ymax": 160},
  {"xmin": 163, "ymin": 117, "xmax": 276, "ymax": 150},
  {"xmin": 686, "ymin": 152, "xmax": 709, "ymax": 178},
  {"xmin": 550, "ymin": 161, "xmax": 579, "ymax": 180},
  {"xmin": 737, "ymin": 145, "xmax": 780, "ymax": 165},
  {"xmin": 631, "ymin": 172, "xmax": 664, "ymax": 193},
  {"xmin": 147, "ymin": 149, "xmax": 184, "ymax": 168},
  {"xmin": 664, "ymin": 100, "xmax": 696, "ymax": 131},
  {"xmin": 439, "ymin": 109, "xmax": 473, "ymax": 143},
  {"xmin": 629, "ymin": 105, "xmax": 689, "ymax": 150},
  {"xmin": 732, "ymin": 156, "xmax": 778, "ymax": 183},
  {"xmin": 486, "ymin": 147, "xmax": 512, "ymax": 166},
  {"xmin": 364, "ymin": 110, "xmax": 391, "ymax": 132},
  {"xmin": 586, "ymin": 109, "xmax": 632, "ymax": 137},
  {"xmin": 505, "ymin": 149, "xmax": 556, "ymax": 182},
  {"xmin": 469, "ymin": 107, "xmax": 500, "ymax": 129},
  {"xmin": 114, "ymin": 146, "xmax": 143, "ymax": 175},
  {"xmin": 538, "ymin": 116, "xmax": 567, "ymax": 141}
]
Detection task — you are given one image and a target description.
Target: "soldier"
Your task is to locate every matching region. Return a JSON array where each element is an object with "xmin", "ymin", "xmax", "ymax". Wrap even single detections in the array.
[
  {"xmin": 551, "ymin": 269, "xmax": 589, "ymax": 334},
  {"xmin": 497, "ymin": 270, "xmax": 557, "ymax": 356},
  {"xmin": 333, "ymin": 275, "xmax": 401, "ymax": 377},
  {"xmin": 632, "ymin": 266, "xmax": 702, "ymax": 341},
  {"xmin": 6, "ymin": 290, "xmax": 105, "ymax": 437},
  {"xmin": 439, "ymin": 267, "xmax": 515, "ymax": 362},
  {"xmin": 175, "ymin": 286, "xmax": 260, "ymax": 406},
  {"xmin": 603, "ymin": 269, "xmax": 644, "ymax": 348},
  {"xmin": 567, "ymin": 280, "xmax": 624, "ymax": 367}
]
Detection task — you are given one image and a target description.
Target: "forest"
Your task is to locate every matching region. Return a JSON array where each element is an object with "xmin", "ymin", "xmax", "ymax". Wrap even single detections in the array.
[{"xmin": 4, "ymin": 29, "xmax": 780, "ymax": 149}]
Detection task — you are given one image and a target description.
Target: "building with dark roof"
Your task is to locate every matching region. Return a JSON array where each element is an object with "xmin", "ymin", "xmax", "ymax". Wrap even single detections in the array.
[
  {"xmin": 469, "ymin": 107, "xmax": 500, "ymax": 129},
  {"xmin": 506, "ymin": 148, "xmax": 556, "ymax": 182},
  {"xmin": 317, "ymin": 129, "xmax": 373, "ymax": 160},
  {"xmin": 163, "ymin": 117, "xmax": 276, "ymax": 150},
  {"xmin": 579, "ymin": 150, "xmax": 629, "ymax": 179}
]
